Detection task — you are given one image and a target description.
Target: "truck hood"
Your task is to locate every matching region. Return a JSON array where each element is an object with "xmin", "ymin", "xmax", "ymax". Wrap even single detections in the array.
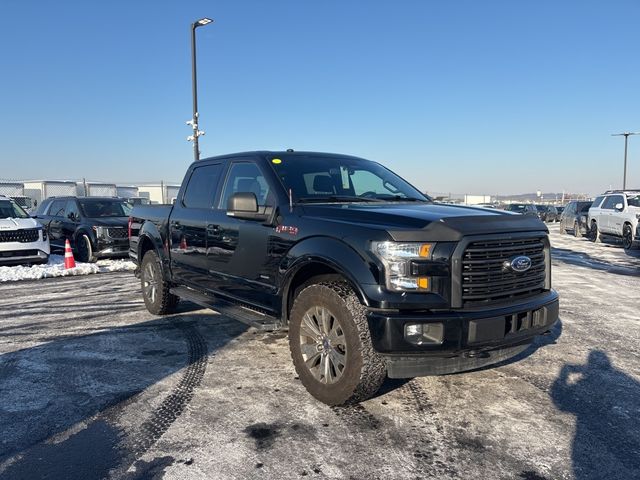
[
  {"xmin": 300, "ymin": 203, "xmax": 547, "ymax": 241},
  {"xmin": 86, "ymin": 217, "xmax": 129, "ymax": 227},
  {"xmin": 0, "ymin": 217, "xmax": 41, "ymax": 231}
]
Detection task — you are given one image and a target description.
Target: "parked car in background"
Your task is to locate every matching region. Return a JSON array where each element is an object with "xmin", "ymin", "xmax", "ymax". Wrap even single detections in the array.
[
  {"xmin": 0, "ymin": 195, "xmax": 49, "ymax": 265},
  {"xmin": 587, "ymin": 190, "xmax": 640, "ymax": 249},
  {"xmin": 559, "ymin": 201, "xmax": 592, "ymax": 237},
  {"xmin": 34, "ymin": 197, "xmax": 131, "ymax": 262},
  {"xmin": 555, "ymin": 205, "xmax": 565, "ymax": 217},
  {"xmin": 536, "ymin": 205, "xmax": 559, "ymax": 223},
  {"xmin": 504, "ymin": 203, "xmax": 539, "ymax": 217}
]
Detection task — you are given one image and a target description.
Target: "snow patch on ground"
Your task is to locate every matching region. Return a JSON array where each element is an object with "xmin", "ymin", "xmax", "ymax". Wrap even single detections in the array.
[{"xmin": 0, "ymin": 255, "xmax": 136, "ymax": 283}]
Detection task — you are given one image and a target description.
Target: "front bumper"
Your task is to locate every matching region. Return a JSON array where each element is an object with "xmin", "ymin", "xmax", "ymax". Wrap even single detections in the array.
[
  {"xmin": 95, "ymin": 237, "xmax": 129, "ymax": 258},
  {"xmin": 0, "ymin": 245, "xmax": 50, "ymax": 266},
  {"xmin": 368, "ymin": 290, "xmax": 559, "ymax": 377}
]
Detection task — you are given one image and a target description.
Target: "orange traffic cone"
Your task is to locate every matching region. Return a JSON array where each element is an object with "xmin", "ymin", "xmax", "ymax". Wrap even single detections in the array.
[{"xmin": 64, "ymin": 238, "xmax": 76, "ymax": 269}]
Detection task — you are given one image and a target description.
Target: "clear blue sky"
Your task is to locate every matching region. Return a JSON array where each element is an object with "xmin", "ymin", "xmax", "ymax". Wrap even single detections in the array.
[{"xmin": 1, "ymin": 0, "xmax": 639, "ymax": 196}]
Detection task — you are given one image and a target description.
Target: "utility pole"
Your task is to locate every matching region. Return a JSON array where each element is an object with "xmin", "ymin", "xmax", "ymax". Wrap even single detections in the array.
[
  {"xmin": 187, "ymin": 18, "xmax": 213, "ymax": 161},
  {"xmin": 612, "ymin": 132, "xmax": 640, "ymax": 190}
]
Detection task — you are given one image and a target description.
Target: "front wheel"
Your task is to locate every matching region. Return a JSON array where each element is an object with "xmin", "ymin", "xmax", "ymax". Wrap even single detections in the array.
[
  {"xmin": 140, "ymin": 250, "xmax": 179, "ymax": 315},
  {"xmin": 288, "ymin": 282, "xmax": 386, "ymax": 406},
  {"xmin": 75, "ymin": 234, "xmax": 97, "ymax": 263}
]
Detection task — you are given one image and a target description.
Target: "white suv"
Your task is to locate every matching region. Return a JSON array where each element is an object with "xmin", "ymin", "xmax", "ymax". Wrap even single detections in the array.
[
  {"xmin": 588, "ymin": 190, "xmax": 640, "ymax": 250},
  {"xmin": 0, "ymin": 196, "xmax": 50, "ymax": 265}
]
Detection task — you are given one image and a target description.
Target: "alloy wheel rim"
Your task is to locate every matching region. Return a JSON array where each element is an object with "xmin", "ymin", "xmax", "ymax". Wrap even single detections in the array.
[
  {"xmin": 623, "ymin": 228, "xmax": 632, "ymax": 248},
  {"xmin": 299, "ymin": 306, "xmax": 347, "ymax": 384},
  {"xmin": 143, "ymin": 262, "xmax": 158, "ymax": 304}
]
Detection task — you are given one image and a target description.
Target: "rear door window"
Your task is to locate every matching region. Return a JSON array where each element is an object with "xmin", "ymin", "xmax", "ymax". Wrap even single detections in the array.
[{"xmin": 183, "ymin": 163, "xmax": 223, "ymax": 209}]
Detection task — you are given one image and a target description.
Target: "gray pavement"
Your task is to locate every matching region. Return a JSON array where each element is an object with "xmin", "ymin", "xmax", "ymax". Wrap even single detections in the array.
[{"xmin": 0, "ymin": 224, "xmax": 638, "ymax": 480}]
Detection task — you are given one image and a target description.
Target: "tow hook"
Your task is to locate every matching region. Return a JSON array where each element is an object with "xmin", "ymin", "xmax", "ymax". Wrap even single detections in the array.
[{"xmin": 463, "ymin": 350, "xmax": 490, "ymax": 359}]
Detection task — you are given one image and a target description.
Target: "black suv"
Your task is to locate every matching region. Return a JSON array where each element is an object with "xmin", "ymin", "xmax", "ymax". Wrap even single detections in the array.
[
  {"xmin": 35, "ymin": 197, "xmax": 131, "ymax": 262},
  {"xmin": 130, "ymin": 151, "xmax": 559, "ymax": 405},
  {"xmin": 535, "ymin": 205, "xmax": 559, "ymax": 223}
]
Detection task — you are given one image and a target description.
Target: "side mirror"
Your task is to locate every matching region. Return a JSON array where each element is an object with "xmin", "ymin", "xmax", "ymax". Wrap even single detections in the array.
[
  {"xmin": 615, "ymin": 202, "xmax": 624, "ymax": 211},
  {"xmin": 227, "ymin": 192, "xmax": 268, "ymax": 221}
]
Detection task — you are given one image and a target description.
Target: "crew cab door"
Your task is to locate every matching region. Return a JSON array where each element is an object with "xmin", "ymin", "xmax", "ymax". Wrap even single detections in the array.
[
  {"xmin": 600, "ymin": 195, "xmax": 623, "ymax": 234},
  {"xmin": 168, "ymin": 162, "xmax": 224, "ymax": 288},
  {"xmin": 206, "ymin": 160, "xmax": 279, "ymax": 310},
  {"xmin": 44, "ymin": 199, "xmax": 68, "ymax": 250}
]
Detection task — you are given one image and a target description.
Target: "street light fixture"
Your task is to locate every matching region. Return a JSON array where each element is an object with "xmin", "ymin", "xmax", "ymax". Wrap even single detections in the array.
[
  {"xmin": 187, "ymin": 17, "xmax": 214, "ymax": 161},
  {"xmin": 612, "ymin": 131, "xmax": 640, "ymax": 190}
]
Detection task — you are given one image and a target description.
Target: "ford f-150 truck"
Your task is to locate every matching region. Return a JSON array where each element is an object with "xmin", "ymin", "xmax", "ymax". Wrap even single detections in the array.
[{"xmin": 129, "ymin": 151, "xmax": 559, "ymax": 405}]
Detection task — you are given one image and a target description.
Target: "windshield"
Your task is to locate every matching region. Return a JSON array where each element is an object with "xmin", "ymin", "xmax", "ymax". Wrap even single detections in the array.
[
  {"xmin": 268, "ymin": 154, "xmax": 429, "ymax": 203},
  {"xmin": 0, "ymin": 200, "xmax": 29, "ymax": 219},
  {"xmin": 79, "ymin": 199, "xmax": 132, "ymax": 218},
  {"xmin": 627, "ymin": 195, "xmax": 640, "ymax": 208}
]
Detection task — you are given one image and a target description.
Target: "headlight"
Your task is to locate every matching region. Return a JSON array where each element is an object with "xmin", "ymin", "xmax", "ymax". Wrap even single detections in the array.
[
  {"xmin": 372, "ymin": 241, "xmax": 434, "ymax": 291},
  {"xmin": 92, "ymin": 226, "xmax": 106, "ymax": 237},
  {"xmin": 40, "ymin": 228, "xmax": 47, "ymax": 241}
]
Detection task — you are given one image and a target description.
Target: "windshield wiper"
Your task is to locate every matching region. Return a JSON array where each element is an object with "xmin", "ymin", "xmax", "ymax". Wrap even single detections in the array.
[
  {"xmin": 296, "ymin": 195, "xmax": 384, "ymax": 204},
  {"xmin": 381, "ymin": 196, "xmax": 430, "ymax": 203}
]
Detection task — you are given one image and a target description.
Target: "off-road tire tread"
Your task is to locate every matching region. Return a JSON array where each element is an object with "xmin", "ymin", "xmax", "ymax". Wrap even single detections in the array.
[
  {"xmin": 141, "ymin": 250, "xmax": 178, "ymax": 315},
  {"xmin": 289, "ymin": 281, "xmax": 386, "ymax": 405}
]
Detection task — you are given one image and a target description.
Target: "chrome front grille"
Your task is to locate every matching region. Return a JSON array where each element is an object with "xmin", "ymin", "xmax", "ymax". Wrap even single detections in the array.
[{"xmin": 461, "ymin": 237, "xmax": 546, "ymax": 306}]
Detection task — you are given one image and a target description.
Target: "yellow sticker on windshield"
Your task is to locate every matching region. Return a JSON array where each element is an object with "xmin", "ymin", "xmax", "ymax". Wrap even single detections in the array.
[{"xmin": 272, "ymin": 158, "xmax": 282, "ymax": 164}]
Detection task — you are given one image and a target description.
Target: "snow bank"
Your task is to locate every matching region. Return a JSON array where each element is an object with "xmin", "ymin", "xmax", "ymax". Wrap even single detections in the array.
[{"xmin": 0, "ymin": 255, "xmax": 136, "ymax": 283}]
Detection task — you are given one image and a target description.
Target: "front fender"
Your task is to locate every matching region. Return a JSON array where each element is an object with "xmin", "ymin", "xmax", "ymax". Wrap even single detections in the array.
[{"xmin": 280, "ymin": 236, "xmax": 380, "ymax": 309}]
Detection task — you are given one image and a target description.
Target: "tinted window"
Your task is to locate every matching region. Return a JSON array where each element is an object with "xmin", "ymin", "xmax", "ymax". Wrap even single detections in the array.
[
  {"xmin": 79, "ymin": 200, "xmax": 131, "ymax": 217},
  {"xmin": 0, "ymin": 200, "xmax": 29, "ymax": 219},
  {"xmin": 48, "ymin": 200, "xmax": 67, "ymax": 217},
  {"xmin": 183, "ymin": 163, "xmax": 223, "ymax": 209},
  {"xmin": 578, "ymin": 202, "xmax": 592, "ymax": 213},
  {"xmin": 220, "ymin": 162, "xmax": 271, "ymax": 209},
  {"xmin": 592, "ymin": 196, "xmax": 605, "ymax": 208},
  {"xmin": 65, "ymin": 200, "xmax": 80, "ymax": 220},
  {"xmin": 269, "ymin": 154, "xmax": 428, "ymax": 202},
  {"xmin": 602, "ymin": 195, "xmax": 623, "ymax": 210},
  {"xmin": 565, "ymin": 203, "xmax": 575, "ymax": 215},
  {"xmin": 626, "ymin": 194, "xmax": 640, "ymax": 208}
]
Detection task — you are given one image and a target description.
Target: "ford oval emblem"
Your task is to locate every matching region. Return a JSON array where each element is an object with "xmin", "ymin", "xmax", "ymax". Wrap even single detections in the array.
[{"xmin": 510, "ymin": 255, "xmax": 532, "ymax": 273}]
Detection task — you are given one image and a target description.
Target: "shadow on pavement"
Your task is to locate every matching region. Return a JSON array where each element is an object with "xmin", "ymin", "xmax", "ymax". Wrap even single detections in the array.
[
  {"xmin": 551, "ymin": 350, "xmax": 640, "ymax": 480},
  {"xmin": 551, "ymin": 247, "xmax": 640, "ymax": 277},
  {"xmin": 0, "ymin": 314, "xmax": 247, "ymax": 479}
]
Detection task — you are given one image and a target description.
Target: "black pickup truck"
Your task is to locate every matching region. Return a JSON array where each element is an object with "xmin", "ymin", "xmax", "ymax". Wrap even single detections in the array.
[{"xmin": 129, "ymin": 151, "xmax": 559, "ymax": 405}]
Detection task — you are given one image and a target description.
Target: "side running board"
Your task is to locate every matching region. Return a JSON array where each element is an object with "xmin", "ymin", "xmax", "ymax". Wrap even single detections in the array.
[{"xmin": 170, "ymin": 286, "xmax": 282, "ymax": 331}]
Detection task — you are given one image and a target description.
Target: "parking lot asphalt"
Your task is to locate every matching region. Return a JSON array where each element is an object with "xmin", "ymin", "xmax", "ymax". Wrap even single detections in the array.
[{"xmin": 0, "ymin": 224, "xmax": 638, "ymax": 480}]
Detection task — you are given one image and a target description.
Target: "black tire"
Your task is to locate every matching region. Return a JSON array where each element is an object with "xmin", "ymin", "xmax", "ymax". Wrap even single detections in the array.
[
  {"xmin": 589, "ymin": 221, "xmax": 601, "ymax": 243},
  {"xmin": 288, "ymin": 281, "xmax": 386, "ymax": 406},
  {"xmin": 75, "ymin": 234, "xmax": 97, "ymax": 263},
  {"xmin": 140, "ymin": 250, "xmax": 179, "ymax": 315},
  {"xmin": 622, "ymin": 224, "xmax": 635, "ymax": 250},
  {"xmin": 573, "ymin": 221, "xmax": 582, "ymax": 238}
]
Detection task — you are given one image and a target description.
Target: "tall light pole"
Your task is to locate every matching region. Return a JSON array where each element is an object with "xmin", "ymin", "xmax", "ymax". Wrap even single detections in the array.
[
  {"xmin": 187, "ymin": 17, "xmax": 213, "ymax": 162},
  {"xmin": 612, "ymin": 131, "xmax": 640, "ymax": 190}
]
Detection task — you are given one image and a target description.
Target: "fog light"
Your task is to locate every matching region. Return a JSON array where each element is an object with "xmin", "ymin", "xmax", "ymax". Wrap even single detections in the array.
[{"xmin": 404, "ymin": 323, "xmax": 444, "ymax": 345}]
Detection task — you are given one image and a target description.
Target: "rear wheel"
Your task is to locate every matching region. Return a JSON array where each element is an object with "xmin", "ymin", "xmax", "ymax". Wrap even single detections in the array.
[
  {"xmin": 622, "ymin": 224, "xmax": 635, "ymax": 250},
  {"xmin": 589, "ymin": 221, "xmax": 601, "ymax": 243},
  {"xmin": 140, "ymin": 250, "xmax": 178, "ymax": 315},
  {"xmin": 573, "ymin": 221, "xmax": 582, "ymax": 238},
  {"xmin": 288, "ymin": 281, "xmax": 386, "ymax": 406}
]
